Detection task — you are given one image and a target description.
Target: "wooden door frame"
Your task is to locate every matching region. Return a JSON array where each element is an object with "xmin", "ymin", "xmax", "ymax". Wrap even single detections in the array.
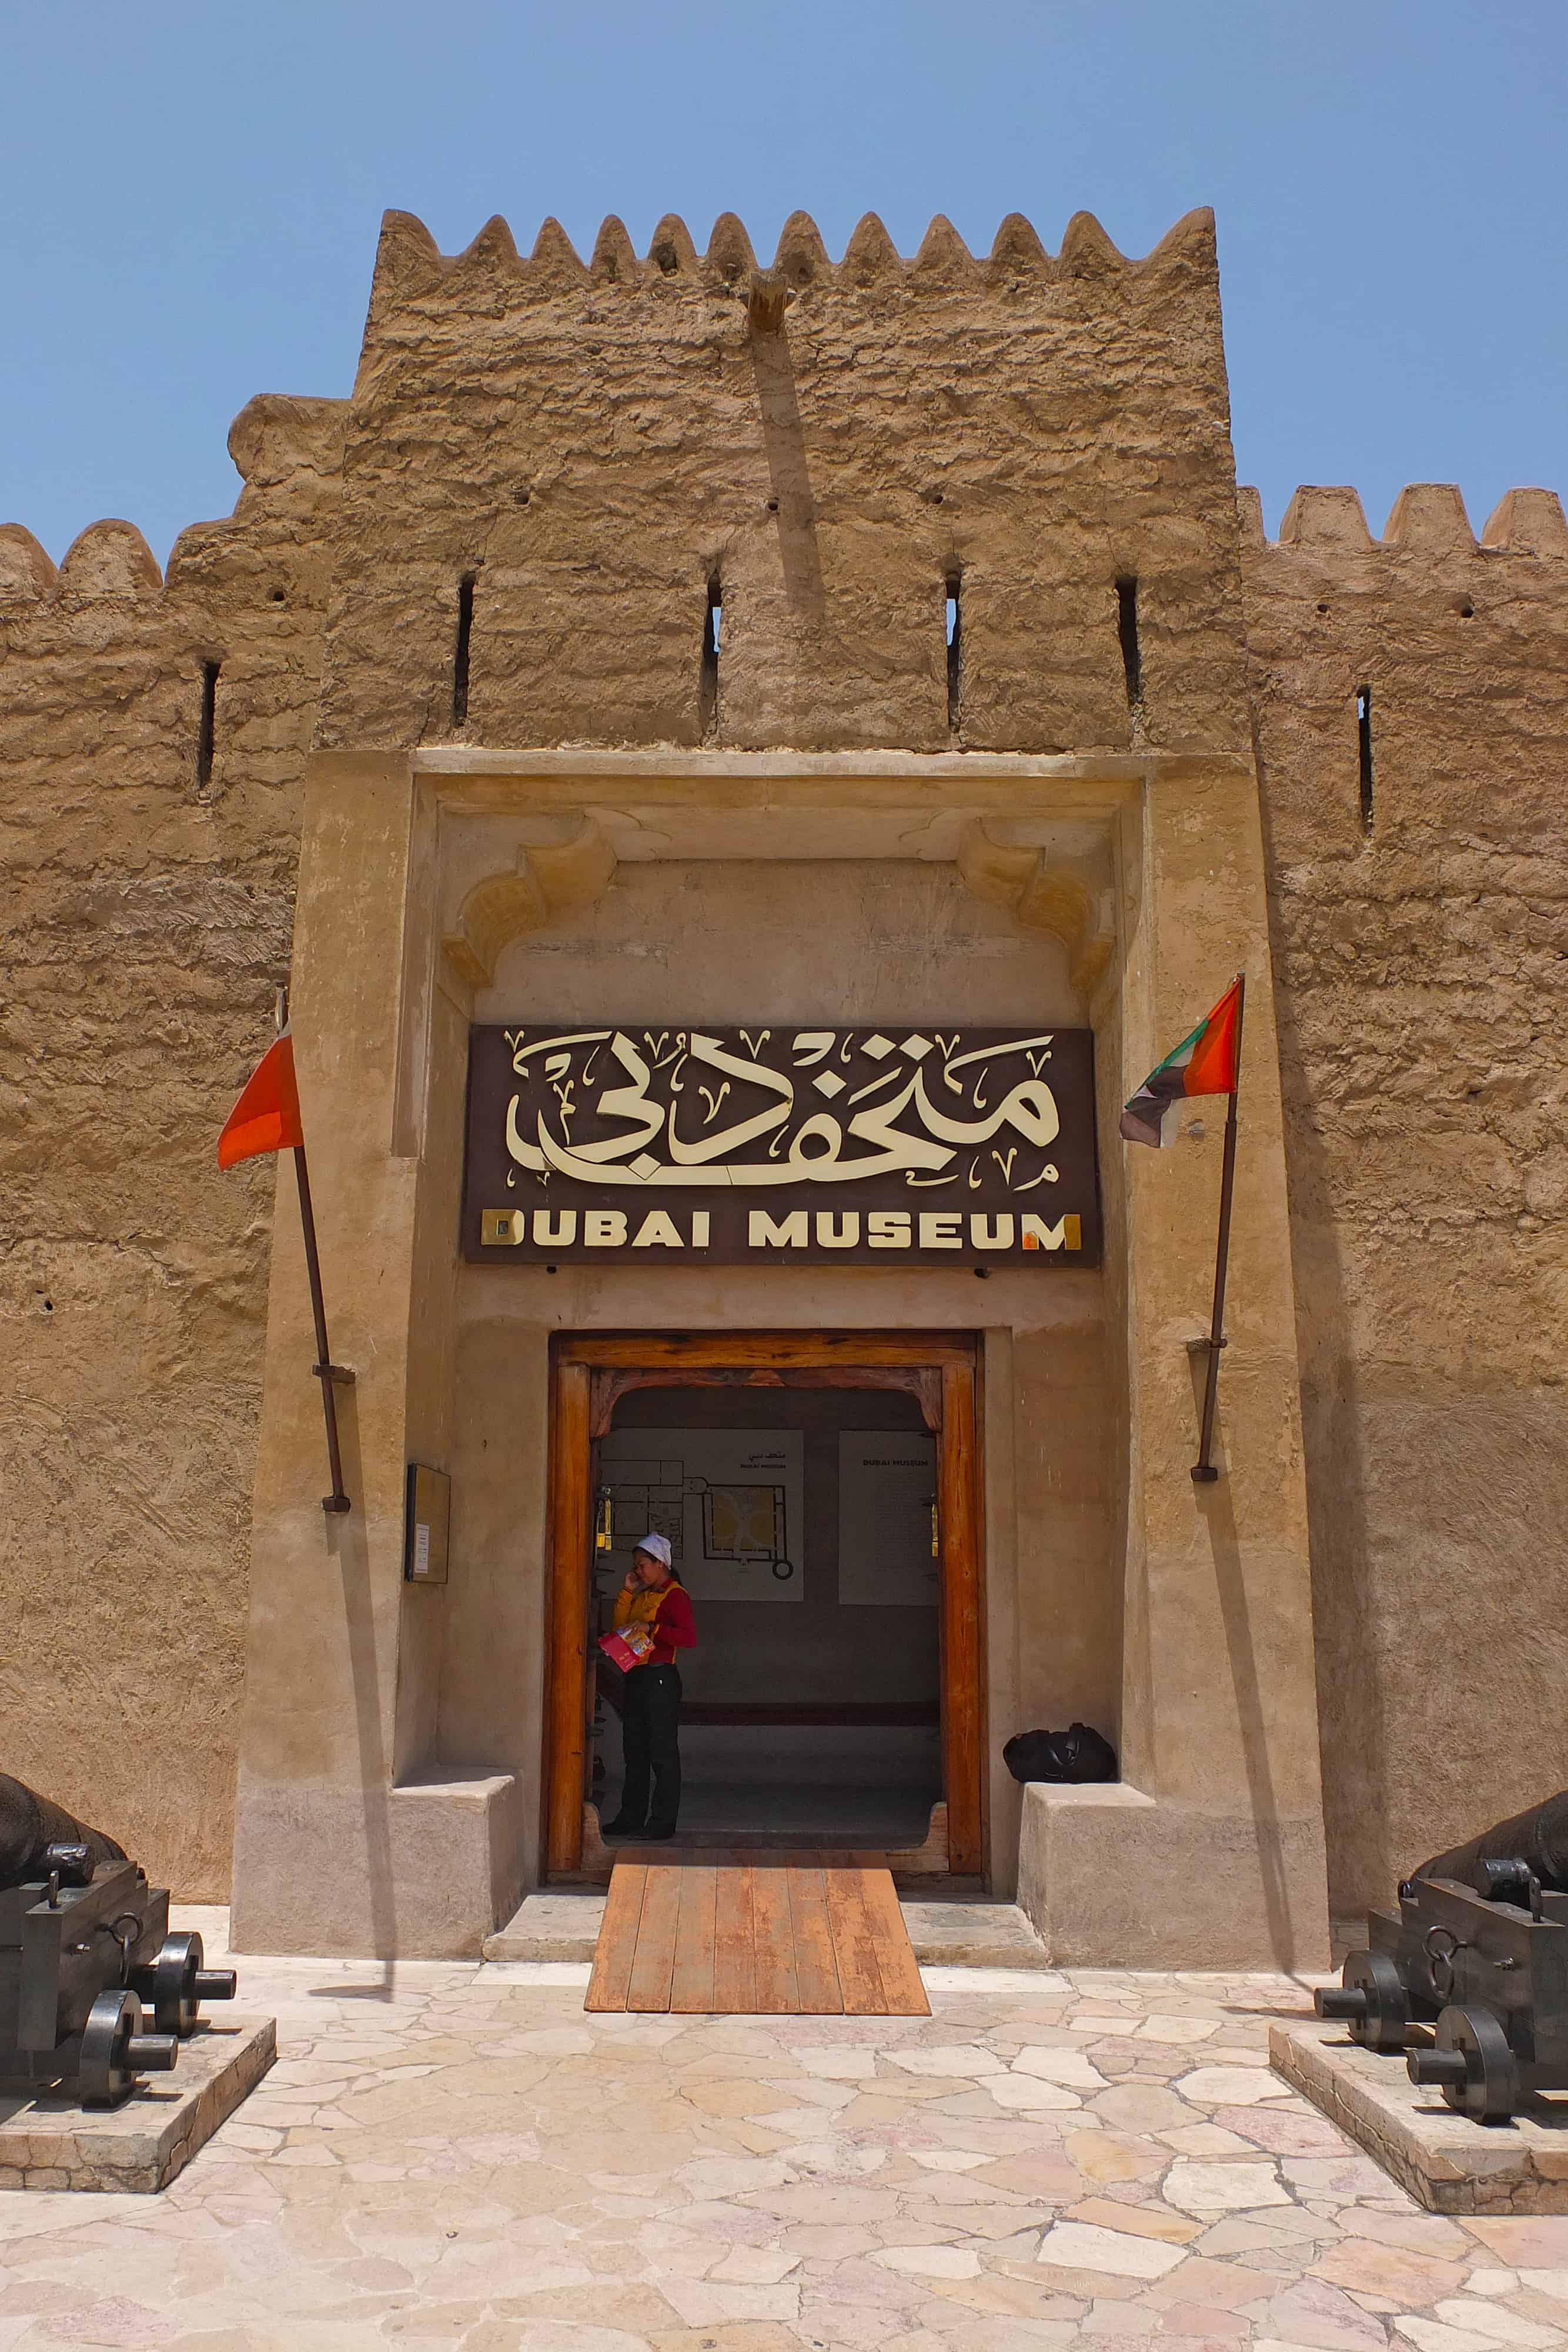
[{"xmin": 544, "ymin": 1332, "xmax": 985, "ymax": 1879}]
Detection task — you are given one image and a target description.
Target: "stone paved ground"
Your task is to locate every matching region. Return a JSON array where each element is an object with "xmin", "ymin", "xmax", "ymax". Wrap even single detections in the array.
[{"xmin": 4, "ymin": 1931, "xmax": 1568, "ymax": 2351}]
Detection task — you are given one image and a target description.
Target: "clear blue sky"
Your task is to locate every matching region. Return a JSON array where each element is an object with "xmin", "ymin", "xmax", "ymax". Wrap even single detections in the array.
[{"xmin": 4, "ymin": 2, "xmax": 1563, "ymax": 565}]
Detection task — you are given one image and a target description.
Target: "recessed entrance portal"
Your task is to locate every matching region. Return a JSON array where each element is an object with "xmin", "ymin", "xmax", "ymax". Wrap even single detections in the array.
[
  {"xmin": 545, "ymin": 1335, "xmax": 984, "ymax": 1882},
  {"xmin": 594, "ymin": 1385, "xmax": 940, "ymax": 1845}
]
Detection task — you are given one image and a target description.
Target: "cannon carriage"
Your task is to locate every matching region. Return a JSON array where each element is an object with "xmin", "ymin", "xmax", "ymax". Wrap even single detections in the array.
[
  {"xmin": 0, "ymin": 1775, "xmax": 236, "ymax": 2109},
  {"xmin": 1316, "ymin": 1793, "xmax": 1568, "ymax": 2123}
]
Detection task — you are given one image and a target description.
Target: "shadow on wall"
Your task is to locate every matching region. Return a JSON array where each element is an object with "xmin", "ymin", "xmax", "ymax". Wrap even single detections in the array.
[
  {"xmin": 1352, "ymin": 1392, "xmax": 1568, "ymax": 1898},
  {"xmin": 331, "ymin": 1393, "xmax": 398, "ymax": 1982},
  {"xmin": 1188, "ymin": 1365, "xmax": 1298, "ymax": 1972},
  {"xmin": 1252, "ymin": 729, "xmax": 1383, "ymax": 1935},
  {"xmin": 750, "ymin": 330, "xmax": 825, "ymax": 624}
]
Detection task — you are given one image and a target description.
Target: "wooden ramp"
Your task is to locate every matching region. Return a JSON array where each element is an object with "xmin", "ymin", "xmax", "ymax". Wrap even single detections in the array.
[{"xmin": 585, "ymin": 1853, "xmax": 931, "ymax": 2016}]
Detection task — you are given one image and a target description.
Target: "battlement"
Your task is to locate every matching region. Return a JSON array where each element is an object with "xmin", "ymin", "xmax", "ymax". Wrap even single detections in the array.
[
  {"xmin": 365, "ymin": 203, "xmax": 1218, "ymax": 315},
  {"xmin": 1240, "ymin": 482, "xmax": 1568, "ymax": 562},
  {"xmin": 0, "ymin": 396, "xmax": 348, "ymax": 623}
]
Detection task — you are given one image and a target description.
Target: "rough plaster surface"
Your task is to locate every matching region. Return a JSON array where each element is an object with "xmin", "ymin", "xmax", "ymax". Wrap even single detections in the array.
[{"xmin": 4, "ymin": 207, "xmax": 1564, "ymax": 1935}]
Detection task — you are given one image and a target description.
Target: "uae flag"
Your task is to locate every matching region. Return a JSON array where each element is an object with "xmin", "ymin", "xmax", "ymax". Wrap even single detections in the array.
[
  {"xmin": 1119, "ymin": 980, "xmax": 1243, "ymax": 1148},
  {"xmin": 218, "ymin": 1028, "xmax": 303, "ymax": 1168}
]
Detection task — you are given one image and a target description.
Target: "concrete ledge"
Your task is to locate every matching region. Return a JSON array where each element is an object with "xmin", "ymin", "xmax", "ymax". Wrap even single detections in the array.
[
  {"xmin": 0, "ymin": 2016, "xmax": 276, "ymax": 2194},
  {"xmin": 1017, "ymin": 1782, "xmax": 1330, "ymax": 1969},
  {"xmin": 233, "ymin": 1770, "xmax": 522, "ymax": 1957},
  {"xmin": 1271, "ymin": 2019, "xmax": 1568, "ymax": 2216},
  {"xmin": 484, "ymin": 1890, "xmax": 1054, "ymax": 1972}
]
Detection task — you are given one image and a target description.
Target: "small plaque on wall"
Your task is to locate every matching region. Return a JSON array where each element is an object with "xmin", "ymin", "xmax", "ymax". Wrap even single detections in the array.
[{"xmin": 404, "ymin": 1464, "xmax": 451, "ymax": 1586}]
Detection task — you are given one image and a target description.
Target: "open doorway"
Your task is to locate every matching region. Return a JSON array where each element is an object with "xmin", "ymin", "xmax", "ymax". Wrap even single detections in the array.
[
  {"xmin": 544, "ymin": 1334, "xmax": 984, "ymax": 1882},
  {"xmin": 591, "ymin": 1386, "xmax": 941, "ymax": 1845}
]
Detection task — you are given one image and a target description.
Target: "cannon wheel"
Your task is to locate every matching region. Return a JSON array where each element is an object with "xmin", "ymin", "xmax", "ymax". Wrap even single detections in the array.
[
  {"xmin": 1315, "ymin": 1949, "xmax": 1409, "ymax": 2052},
  {"xmin": 79, "ymin": 1990, "xmax": 149, "ymax": 2109},
  {"xmin": 1346, "ymin": 1951, "xmax": 1409, "ymax": 2053},
  {"xmin": 133, "ymin": 1929, "xmax": 238, "ymax": 2036},
  {"xmin": 149, "ymin": 1931, "xmax": 205, "ymax": 2037},
  {"xmin": 1432, "ymin": 2004, "xmax": 1520, "ymax": 2123}
]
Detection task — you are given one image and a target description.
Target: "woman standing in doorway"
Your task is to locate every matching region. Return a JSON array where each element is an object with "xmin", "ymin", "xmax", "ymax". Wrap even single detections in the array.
[{"xmin": 602, "ymin": 1532, "xmax": 697, "ymax": 1842}]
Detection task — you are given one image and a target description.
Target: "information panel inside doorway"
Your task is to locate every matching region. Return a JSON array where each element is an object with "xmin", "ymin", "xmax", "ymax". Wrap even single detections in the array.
[{"xmin": 462, "ymin": 1024, "xmax": 1101, "ymax": 1267}]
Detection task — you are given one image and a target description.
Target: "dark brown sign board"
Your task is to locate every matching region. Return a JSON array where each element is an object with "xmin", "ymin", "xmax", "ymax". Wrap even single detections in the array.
[{"xmin": 462, "ymin": 1024, "xmax": 1101, "ymax": 1268}]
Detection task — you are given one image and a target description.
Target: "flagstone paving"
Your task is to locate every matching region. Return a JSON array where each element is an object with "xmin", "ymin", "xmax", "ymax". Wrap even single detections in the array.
[{"xmin": 4, "ymin": 1924, "xmax": 1568, "ymax": 2350}]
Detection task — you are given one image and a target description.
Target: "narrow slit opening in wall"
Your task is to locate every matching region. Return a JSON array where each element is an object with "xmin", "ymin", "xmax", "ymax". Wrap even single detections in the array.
[
  {"xmin": 945, "ymin": 573, "xmax": 962, "ymax": 727},
  {"xmin": 701, "ymin": 579, "xmax": 721, "ymax": 734},
  {"xmin": 452, "ymin": 573, "xmax": 476, "ymax": 726},
  {"xmin": 196, "ymin": 661, "xmax": 219, "ymax": 790},
  {"xmin": 1357, "ymin": 686, "xmax": 1374, "ymax": 834},
  {"xmin": 1115, "ymin": 577, "xmax": 1142, "ymax": 714}
]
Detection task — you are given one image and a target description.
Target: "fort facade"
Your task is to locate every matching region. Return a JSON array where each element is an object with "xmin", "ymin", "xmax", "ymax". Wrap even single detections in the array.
[{"xmin": 3, "ymin": 206, "xmax": 1563, "ymax": 1963}]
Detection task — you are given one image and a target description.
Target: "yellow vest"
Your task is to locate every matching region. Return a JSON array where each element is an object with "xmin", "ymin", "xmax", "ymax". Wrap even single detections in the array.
[{"xmin": 612, "ymin": 1583, "xmax": 668, "ymax": 1635}]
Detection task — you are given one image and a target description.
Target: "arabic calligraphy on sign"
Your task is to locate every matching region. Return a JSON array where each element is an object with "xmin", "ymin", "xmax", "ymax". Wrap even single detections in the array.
[{"xmin": 461, "ymin": 1024, "xmax": 1101, "ymax": 1267}]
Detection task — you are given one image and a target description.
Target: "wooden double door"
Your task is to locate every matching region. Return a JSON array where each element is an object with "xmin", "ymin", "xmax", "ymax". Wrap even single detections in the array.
[{"xmin": 544, "ymin": 1332, "xmax": 984, "ymax": 1879}]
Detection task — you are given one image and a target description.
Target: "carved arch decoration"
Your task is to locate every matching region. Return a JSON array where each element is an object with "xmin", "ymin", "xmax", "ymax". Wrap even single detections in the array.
[
  {"xmin": 956, "ymin": 820, "xmax": 1115, "ymax": 998},
  {"xmin": 437, "ymin": 801, "xmax": 1116, "ymax": 997},
  {"xmin": 442, "ymin": 816, "xmax": 618, "ymax": 988}
]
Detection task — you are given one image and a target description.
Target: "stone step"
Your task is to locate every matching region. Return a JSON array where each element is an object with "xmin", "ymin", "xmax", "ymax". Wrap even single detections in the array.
[
  {"xmin": 482, "ymin": 1889, "xmax": 1051, "ymax": 1970},
  {"xmin": 483, "ymin": 1892, "xmax": 605, "ymax": 1963},
  {"xmin": 901, "ymin": 1900, "xmax": 1053, "ymax": 1969}
]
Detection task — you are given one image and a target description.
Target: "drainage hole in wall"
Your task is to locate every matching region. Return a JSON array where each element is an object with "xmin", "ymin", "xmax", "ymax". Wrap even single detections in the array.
[{"xmin": 1459, "ymin": 602, "xmax": 1475, "ymax": 619}]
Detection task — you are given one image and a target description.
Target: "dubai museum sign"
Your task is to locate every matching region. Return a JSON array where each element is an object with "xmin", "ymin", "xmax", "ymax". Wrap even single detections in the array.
[{"xmin": 463, "ymin": 1025, "xmax": 1101, "ymax": 1268}]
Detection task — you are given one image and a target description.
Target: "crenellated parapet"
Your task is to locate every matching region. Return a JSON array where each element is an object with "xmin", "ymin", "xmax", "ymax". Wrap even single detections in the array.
[
  {"xmin": 324, "ymin": 203, "xmax": 1251, "ymax": 757},
  {"xmin": 360, "ymin": 203, "xmax": 1220, "ymax": 325},
  {"xmin": 1240, "ymin": 479, "xmax": 1568, "ymax": 563},
  {"xmin": 0, "ymin": 393, "xmax": 349, "ymax": 838},
  {"xmin": 1241, "ymin": 479, "xmax": 1568, "ymax": 866}
]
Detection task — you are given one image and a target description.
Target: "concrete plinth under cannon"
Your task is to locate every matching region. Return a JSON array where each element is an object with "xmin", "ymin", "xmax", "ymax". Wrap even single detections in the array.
[
  {"xmin": 0, "ymin": 2015, "xmax": 275, "ymax": 2194},
  {"xmin": 1272, "ymin": 2018, "xmax": 1568, "ymax": 2216}
]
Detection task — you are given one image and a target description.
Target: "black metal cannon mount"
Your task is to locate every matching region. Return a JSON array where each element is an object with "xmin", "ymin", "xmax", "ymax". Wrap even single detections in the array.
[
  {"xmin": 0, "ymin": 1774, "xmax": 237, "ymax": 2109},
  {"xmin": 1315, "ymin": 1792, "xmax": 1568, "ymax": 2123}
]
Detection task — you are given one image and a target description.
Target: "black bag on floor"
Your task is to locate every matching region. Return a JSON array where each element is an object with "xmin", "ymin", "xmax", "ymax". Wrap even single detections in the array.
[{"xmin": 1003, "ymin": 1723, "xmax": 1118, "ymax": 1785}]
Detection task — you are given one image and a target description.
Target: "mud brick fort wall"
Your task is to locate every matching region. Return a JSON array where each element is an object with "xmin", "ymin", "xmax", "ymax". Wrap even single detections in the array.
[
  {"xmin": 0, "ymin": 407, "xmax": 339, "ymax": 1893},
  {"xmin": 1243, "ymin": 483, "xmax": 1568, "ymax": 1923},
  {"xmin": 2, "ymin": 205, "xmax": 1564, "ymax": 1921}
]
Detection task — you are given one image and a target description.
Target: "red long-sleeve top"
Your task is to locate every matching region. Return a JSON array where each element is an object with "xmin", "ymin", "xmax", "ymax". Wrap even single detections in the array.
[{"xmin": 611, "ymin": 1576, "xmax": 698, "ymax": 1667}]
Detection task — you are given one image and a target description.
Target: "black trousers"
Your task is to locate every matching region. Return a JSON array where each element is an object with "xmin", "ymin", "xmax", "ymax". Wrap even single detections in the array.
[{"xmin": 620, "ymin": 1663, "xmax": 682, "ymax": 1832}]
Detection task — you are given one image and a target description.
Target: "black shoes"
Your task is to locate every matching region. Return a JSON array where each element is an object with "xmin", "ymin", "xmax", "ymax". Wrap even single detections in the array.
[
  {"xmin": 600, "ymin": 1816, "xmax": 641, "ymax": 1839},
  {"xmin": 633, "ymin": 1824, "xmax": 677, "ymax": 1842}
]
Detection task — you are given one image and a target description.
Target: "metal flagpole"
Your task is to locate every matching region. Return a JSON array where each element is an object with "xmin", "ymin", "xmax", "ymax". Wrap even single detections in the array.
[
  {"xmin": 274, "ymin": 987, "xmax": 353, "ymax": 1515},
  {"xmin": 1191, "ymin": 972, "xmax": 1246, "ymax": 1485},
  {"xmin": 293, "ymin": 1145, "xmax": 353, "ymax": 1514}
]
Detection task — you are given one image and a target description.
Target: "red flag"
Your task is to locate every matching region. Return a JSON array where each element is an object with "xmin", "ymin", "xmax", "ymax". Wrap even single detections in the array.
[
  {"xmin": 218, "ymin": 1028, "xmax": 303, "ymax": 1168},
  {"xmin": 1119, "ymin": 980, "xmax": 1243, "ymax": 1148}
]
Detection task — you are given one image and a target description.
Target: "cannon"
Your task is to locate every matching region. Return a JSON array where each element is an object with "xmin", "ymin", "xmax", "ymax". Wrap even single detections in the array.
[
  {"xmin": 0, "ymin": 1774, "xmax": 237, "ymax": 2109},
  {"xmin": 1315, "ymin": 1792, "xmax": 1568, "ymax": 2123}
]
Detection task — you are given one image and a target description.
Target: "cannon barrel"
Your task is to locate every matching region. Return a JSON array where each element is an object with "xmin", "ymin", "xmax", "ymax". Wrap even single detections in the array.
[
  {"xmin": 1415, "ymin": 1790, "xmax": 1568, "ymax": 1897},
  {"xmin": 0, "ymin": 1773, "xmax": 127, "ymax": 1890}
]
